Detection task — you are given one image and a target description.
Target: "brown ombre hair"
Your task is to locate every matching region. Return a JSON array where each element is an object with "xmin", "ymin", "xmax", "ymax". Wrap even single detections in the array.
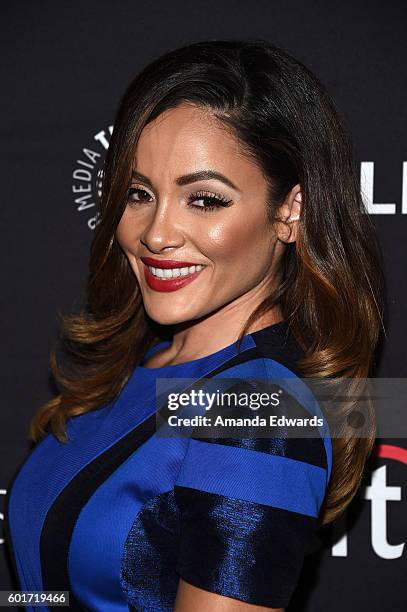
[{"xmin": 30, "ymin": 40, "xmax": 385, "ymax": 526}]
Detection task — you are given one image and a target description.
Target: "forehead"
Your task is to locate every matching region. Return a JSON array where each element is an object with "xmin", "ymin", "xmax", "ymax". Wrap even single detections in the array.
[{"xmin": 133, "ymin": 103, "xmax": 264, "ymax": 184}]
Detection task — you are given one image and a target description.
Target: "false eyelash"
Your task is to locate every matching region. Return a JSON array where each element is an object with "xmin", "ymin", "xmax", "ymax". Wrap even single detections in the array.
[
  {"xmin": 187, "ymin": 190, "xmax": 232, "ymax": 212},
  {"xmin": 126, "ymin": 187, "xmax": 232, "ymax": 212}
]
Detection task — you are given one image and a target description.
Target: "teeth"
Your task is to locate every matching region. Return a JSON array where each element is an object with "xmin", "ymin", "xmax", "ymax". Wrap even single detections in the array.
[{"xmin": 149, "ymin": 264, "xmax": 205, "ymax": 279}]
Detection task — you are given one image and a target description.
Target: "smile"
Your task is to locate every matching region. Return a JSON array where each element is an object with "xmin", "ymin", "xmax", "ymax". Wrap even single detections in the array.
[
  {"xmin": 148, "ymin": 265, "xmax": 205, "ymax": 279},
  {"xmin": 141, "ymin": 261, "xmax": 207, "ymax": 293}
]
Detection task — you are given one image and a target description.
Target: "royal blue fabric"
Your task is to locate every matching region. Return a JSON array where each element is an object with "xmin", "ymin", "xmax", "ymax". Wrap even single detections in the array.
[
  {"xmin": 6, "ymin": 329, "xmax": 332, "ymax": 611},
  {"xmin": 174, "ymin": 439, "xmax": 327, "ymax": 517}
]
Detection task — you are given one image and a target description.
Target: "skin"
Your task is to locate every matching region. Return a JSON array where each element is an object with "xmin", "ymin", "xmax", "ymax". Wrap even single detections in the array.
[
  {"xmin": 116, "ymin": 103, "xmax": 301, "ymax": 610},
  {"xmin": 116, "ymin": 102, "xmax": 302, "ymax": 369}
]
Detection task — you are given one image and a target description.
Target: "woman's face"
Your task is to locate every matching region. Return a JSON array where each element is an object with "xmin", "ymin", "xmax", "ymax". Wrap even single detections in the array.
[{"xmin": 116, "ymin": 103, "xmax": 286, "ymax": 326}]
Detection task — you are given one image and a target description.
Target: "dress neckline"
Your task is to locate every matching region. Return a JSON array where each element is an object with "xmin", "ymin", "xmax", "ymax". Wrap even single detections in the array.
[{"xmin": 139, "ymin": 320, "xmax": 288, "ymax": 371}]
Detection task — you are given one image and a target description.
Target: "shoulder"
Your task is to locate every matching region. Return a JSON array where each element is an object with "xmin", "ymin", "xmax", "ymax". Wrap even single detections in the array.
[
  {"xmin": 176, "ymin": 322, "xmax": 332, "ymax": 505},
  {"xmin": 168, "ymin": 325, "xmax": 334, "ymax": 608},
  {"xmin": 170, "ymin": 327, "xmax": 333, "ymax": 609},
  {"xmin": 172, "ymin": 324, "xmax": 329, "ymax": 609},
  {"xmin": 207, "ymin": 322, "xmax": 332, "ymax": 483}
]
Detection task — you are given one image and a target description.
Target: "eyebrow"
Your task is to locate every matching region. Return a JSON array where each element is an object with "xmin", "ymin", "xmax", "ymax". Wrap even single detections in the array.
[{"xmin": 131, "ymin": 169, "xmax": 239, "ymax": 191}]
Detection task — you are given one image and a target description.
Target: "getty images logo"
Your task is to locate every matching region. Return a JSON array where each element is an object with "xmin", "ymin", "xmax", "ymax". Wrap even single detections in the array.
[
  {"xmin": 72, "ymin": 127, "xmax": 407, "ymax": 230},
  {"xmin": 332, "ymin": 444, "xmax": 406, "ymax": 559}
]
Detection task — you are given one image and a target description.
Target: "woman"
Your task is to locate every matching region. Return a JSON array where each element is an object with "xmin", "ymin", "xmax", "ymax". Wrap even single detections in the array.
[{"xmin": 5, "ymin": 39, "xmax": 384, "ymax": 611}]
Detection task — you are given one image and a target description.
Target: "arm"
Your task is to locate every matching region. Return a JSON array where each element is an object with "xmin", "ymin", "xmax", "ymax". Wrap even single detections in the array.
[
  {"xmin": 175, "ymin": 578, "xmax": 285, "ymax": 612},
  {"xmin": 172, "ymin": 378, "xmax": 331, "ymax": 611}
]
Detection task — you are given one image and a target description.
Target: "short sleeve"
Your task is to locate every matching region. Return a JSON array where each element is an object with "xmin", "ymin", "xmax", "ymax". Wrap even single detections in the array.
[{"xmin": 173, "ymin": 380, "xmax": 331, "ymax": 609}]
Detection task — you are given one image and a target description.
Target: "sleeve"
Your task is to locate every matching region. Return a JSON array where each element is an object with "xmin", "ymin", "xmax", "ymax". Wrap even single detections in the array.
[{"xmin": 173, "ymin": 379, "xmax": 331, "ymax": 609}]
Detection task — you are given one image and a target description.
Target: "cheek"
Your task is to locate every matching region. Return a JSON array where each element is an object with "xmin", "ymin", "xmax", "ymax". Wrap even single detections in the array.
[{"xmin": 205, "ymin": 217, "xmax": 269, "ymax": 269}]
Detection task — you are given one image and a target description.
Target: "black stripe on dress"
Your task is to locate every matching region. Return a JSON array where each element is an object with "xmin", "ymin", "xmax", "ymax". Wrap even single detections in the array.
[{"xmin": 40, "ymin": 413, "xmax": 157, "ymax": 609}]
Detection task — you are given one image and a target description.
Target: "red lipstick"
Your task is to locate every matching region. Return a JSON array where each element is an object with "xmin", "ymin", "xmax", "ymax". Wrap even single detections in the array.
[{"xmin": 140, "ymin": 257, "xmax": 206, "ymax": 292}]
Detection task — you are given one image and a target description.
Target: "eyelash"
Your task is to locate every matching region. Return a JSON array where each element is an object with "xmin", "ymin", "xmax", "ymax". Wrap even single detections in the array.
[{"xmin": 126, "ymin": 187, "xmax": 232, "ymax": 212}]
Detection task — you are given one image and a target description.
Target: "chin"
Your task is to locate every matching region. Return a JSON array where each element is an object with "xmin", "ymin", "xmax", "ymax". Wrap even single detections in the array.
[{"xmin": 143, "ymin": 305, "xmax": 197, "ymax": 327}]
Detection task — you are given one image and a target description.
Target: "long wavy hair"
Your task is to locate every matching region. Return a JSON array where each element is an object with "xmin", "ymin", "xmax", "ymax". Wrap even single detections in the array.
[{"xmin": 30, "ymin": 39, "xmax": 385, "ymax": 526}]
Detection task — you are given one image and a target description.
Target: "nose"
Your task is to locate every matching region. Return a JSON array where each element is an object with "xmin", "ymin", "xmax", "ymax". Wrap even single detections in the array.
[{"xmin": 140, "ymin": 198, "xmax": 185, "ymax": 253}]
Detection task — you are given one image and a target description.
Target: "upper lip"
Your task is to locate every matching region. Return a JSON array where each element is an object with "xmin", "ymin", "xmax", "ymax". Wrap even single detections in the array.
[{"xmin": 140, "ymin": 257, "xmax": 205, "ymax": 269}]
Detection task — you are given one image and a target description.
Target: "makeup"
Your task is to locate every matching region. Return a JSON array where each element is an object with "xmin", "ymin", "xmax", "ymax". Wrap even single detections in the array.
[{"xmin": 142, "ymin": 260, "xmax": 206, "ymax": 292}]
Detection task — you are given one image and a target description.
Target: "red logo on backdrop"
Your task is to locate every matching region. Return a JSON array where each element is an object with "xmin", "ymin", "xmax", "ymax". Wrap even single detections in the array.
[{"xmin": 374, "ymin": 443, "xmax": 407, "ymax": 464}]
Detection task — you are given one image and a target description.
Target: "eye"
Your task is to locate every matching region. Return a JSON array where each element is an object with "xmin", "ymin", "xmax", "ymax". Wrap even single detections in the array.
[
  {"xmin": 126, "ymin": 186, "xmax": 154, "ymax": 205},
  {"xmin": 187, "ymin": 190, "xmax": 232, "ymax": 212}
]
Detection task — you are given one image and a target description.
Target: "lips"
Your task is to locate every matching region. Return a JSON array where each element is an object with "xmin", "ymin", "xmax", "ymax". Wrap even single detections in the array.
[{"xmin": 141, "ymin": 262, "xmax": 205, "ymax": 292}]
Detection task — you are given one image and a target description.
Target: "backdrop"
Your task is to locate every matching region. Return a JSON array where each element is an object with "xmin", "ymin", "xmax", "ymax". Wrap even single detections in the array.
[{"xmin": 1, "ymin": 1, "xmax": 406, "ymax": 610}]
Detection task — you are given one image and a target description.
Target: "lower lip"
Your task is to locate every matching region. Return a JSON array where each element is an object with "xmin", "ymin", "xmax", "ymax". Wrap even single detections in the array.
[{"xmin": 142, "ymin": 264, "xmax": 206, "ymax": 292}]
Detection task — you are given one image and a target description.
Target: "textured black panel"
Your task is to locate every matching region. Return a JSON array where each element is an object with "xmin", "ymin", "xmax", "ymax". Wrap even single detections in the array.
[
  {"xmin": 174, "ymin": 487, "xmax": 317, "ymax": 609},
  {"xmin": 121, "ymin": 489, "xmax": 181, "ymax": 612}
]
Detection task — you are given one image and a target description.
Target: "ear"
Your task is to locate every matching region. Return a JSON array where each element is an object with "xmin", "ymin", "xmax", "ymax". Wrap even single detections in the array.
[{"xmin": 274, "ymin": 184, "xmax": 302, "ymax": 244}]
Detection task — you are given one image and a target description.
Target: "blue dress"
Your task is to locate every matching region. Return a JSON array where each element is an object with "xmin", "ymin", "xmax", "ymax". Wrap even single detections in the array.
[{"xmin": 5, "ymin": 321, "xmax": 332, "ymax": 611}]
